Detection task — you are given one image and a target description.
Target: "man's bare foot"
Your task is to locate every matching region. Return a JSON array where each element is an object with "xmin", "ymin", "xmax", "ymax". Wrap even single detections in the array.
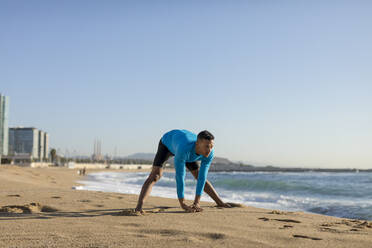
[
  {"xmin": 181, "ymin": 203, "xmax": 196, "ymax": 213},
  {"xmin": 117, "ymin": 209, "xmax": 144, "ymax": 216},
  {"xmin": 134, "ymin": 208, "xmax": 146, "ymax": 215},
  {"xmin": 191, "ymin": 203, "xmax": 203, "ymax": 212},
  {"xmin": 216, "ymin": 202, "xmax": 232, "ymax": 208}
]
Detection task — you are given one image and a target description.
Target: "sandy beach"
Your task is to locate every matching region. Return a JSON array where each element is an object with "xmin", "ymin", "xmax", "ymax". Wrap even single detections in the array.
[{"xmin": 1, "ymin": 166, "xmax": 371, "ymax": 248}]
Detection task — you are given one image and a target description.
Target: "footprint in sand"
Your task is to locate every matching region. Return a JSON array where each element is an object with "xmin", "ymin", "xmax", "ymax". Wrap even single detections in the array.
[
  {"xmin": 117, "ymin": 208, "xmax": 166, "ymax": 216},
  {"xmin": 319, "ymin": 220, "xmax": 372, "ymax": 234},
  {"xmin": 0, "ymin": 205, "xmax": 32, "ymax": 214},
  {"xmin": 0, "ymin": 203, "xmax": 58, "ymax": 214},
  {"xmin": 6, "ymin": 194, "xmax": 21, "ymax": 197},
  {"xmin": 279, "ymin": 225, "xmax": 294, "ymax": 229},
  {"xmin": 135, "ymin": 234, "xmax": 150, "ymax": 238},
  {"xmin": 179, "ymin": 236, "xmax": 203, "ymax": 243},
  {"xmin": 156, "ymin": 229, "xmax": 185, "ymax": 236},
  {"xmin": 133, "ymin": 228, "xmax": 226, "ymax": 243},
  {"xmin": 202, "ymin": 232, "xmax": 226, "ymax": 240},
  {"xmin": 125, "ymin": 223, "xmax": 142, "ymax": 227},
  {"xmin": 273, "ymin": 218, "xmax": 301, "ymax": 223},
  {"xmin": 319, "ymin": 227, "xmax": 343, "ymax": 233},
  {"xmin": 351, "ymin": 220, "xmax": 372, "ymax": 229},
  {"xmin": 258, "ymin": 217, "xmax": 301, "ymax": 224},
  {"xmin": 293, "ymin": 234, "xmax": 322, "ymax": 241},
  {"xmin": 139, "ymin": 228, "xmax": 226, "ymax": 240}
]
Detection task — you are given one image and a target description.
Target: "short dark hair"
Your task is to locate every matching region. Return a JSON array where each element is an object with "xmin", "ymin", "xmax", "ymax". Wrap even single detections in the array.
[{"xmin": 197, "ymin": 130, "xmax": 214, "ymax": 141}]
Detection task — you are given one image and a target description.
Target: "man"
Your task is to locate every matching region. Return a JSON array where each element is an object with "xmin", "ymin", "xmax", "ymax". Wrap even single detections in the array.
[{"xmin": 135, "ymin": 129, "xmax": 231, "ymax": 213}]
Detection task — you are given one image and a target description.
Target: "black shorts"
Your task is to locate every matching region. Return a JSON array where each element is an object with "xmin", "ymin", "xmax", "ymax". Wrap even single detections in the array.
[{"xmin": 153, "ymin": 140, "xmax": 200, "ymax": 171}]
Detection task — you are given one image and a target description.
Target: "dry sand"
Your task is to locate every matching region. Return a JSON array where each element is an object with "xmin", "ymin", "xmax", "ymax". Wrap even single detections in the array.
[{"xmin": 0, "ymin": 165, "xmax": 371, "ymax": 248}]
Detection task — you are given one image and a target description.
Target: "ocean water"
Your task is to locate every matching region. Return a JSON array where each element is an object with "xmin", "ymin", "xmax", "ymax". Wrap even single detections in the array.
[{"xmin": 76, "ymin": 171, "xmax": 372, "ymax": 220}]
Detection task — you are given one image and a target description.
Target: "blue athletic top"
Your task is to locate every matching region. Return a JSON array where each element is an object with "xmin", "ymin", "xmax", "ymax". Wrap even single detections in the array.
[{"xmin": 161, "ymin": 129, "xmax": 214, "ymax": 199}]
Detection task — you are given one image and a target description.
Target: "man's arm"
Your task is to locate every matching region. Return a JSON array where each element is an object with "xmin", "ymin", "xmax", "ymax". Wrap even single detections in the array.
[
  {"xmin": 174, "ymin": 155, "xmax": 195, "ymax": 212},
  {"xmin": 192, "ymin": 154, "xmax": 213, "ymax": 211}
]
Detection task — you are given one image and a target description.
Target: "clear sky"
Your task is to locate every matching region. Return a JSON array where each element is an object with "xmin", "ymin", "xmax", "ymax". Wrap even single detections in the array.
[{"xmin": 1, "ymin": 1, "xmax": 371, "ymax": 168}]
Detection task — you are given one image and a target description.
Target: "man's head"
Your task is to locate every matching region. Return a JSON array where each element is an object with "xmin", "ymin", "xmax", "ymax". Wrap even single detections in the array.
[{"xmin": 195, "ymin": 130, "xmax": 215, "ymax": 157}]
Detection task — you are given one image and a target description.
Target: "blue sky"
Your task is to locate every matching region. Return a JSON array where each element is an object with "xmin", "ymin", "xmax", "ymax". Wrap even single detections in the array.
[{"xmin": 1, "ymin": 1, "xmax": 371, "ymax": 168}]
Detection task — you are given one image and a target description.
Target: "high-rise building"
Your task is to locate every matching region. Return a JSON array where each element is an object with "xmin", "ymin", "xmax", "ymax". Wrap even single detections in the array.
[
  {"xmin": 9, "ymin": 127, "xmax": 49, "ymax": 161},
  {"xmin": 38, "ymin": 130, "xmax": 45, "ymax": 160},
  {"xmin": 0, "ymin": 94, "xmax": 9, "ymax": 157},
  {"xmin": 44, "ymin": 133, "xmax": 49, "ymax": 160}
]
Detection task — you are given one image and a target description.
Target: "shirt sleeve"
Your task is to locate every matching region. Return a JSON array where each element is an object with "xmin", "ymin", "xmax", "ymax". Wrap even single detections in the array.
[
  {"xmin": 174, "ymin": 153, "xmax": 187, "ymax": 199},
  {"xmin": 195, "ymin": 150, "xmax": 214, "ymax": 196}
]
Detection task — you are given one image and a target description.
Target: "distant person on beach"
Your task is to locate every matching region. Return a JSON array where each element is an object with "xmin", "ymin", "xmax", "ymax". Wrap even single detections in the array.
[
  {"xmin": 78, "ymin": 167, "xmax": 86, "ymax": 176},
  {"xmin": 135, "ymin": 129, "xmax": 231, "ymax": 213}
]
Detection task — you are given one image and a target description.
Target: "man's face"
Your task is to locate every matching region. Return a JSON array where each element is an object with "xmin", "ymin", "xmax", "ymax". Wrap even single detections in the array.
[{"xmin": 196, "ymin": 139, "xmax": 214, "ymax": 157}]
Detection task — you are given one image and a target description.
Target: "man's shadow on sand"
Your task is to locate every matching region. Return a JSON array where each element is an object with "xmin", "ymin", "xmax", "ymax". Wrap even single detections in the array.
[
  {"xmin": 0, "ymin": 207, "xmax": 197, "ymax": 220},
  {"xmin": 0, "ymin": 203, "xmax": 244, "ymax": 220}
]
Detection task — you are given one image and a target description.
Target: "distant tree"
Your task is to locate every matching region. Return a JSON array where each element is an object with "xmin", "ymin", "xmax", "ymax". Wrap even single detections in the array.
[{"xmin": 50, "ymin": 149, "xmax": 57, "ymax": 163}]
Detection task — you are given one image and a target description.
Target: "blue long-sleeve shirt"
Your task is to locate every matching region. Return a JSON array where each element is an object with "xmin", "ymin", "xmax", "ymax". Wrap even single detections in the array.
[{"xmin": 161, "ymin": 129, "xmax": 214, "ymax": 199}]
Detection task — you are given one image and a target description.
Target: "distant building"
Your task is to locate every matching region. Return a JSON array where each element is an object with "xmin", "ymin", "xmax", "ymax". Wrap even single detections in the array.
[
  {"xmin": 38, "ymin": 130, "xmax": 45, "ymax": 160},
  {"xmin": 44, "ymin": 133, "xmax": 49, "ymax": 160},
  {"xmin": 0, "ymin": 94, "xmax": 9, "ymax": 157},
  {"xmin": 8, "ymin": 127, "xmax": 49, "ymax": 161},
  {"xmin": 92, "ymin": 139, "xmax": 104, "ymax": 161}
]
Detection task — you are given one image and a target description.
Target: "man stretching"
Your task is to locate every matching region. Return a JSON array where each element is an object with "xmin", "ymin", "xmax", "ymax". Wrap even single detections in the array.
[{"xmin": 135, "ymin": 129, "xmax": 231, "ymax": 213}]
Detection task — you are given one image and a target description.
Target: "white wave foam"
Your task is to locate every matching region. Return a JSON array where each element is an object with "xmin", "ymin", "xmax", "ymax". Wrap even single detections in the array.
[{"xmin": 76, "ymin": 171, "xmax": 372, "ymax": 220}]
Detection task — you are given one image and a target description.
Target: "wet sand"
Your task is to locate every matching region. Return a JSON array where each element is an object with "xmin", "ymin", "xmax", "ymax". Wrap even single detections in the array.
[{"xmin": 1, "ymin": 165, "xmax": 371, "ymax": 248}]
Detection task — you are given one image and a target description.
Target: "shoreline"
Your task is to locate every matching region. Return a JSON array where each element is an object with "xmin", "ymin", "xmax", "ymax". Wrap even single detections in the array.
[
  {"xmin": 77, "ymin": 168, "xmax": 372, "ymax": 222},
  {"xmin": 1, "ymin": 166, "xmax": 372, "ymax": 248}
]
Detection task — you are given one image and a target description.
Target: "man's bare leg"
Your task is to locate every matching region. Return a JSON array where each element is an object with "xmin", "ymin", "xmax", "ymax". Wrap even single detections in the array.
[
  {"xmin": 135, "ymin": 166, "xmax": 163, "ymax": 212},
  {"xmin": 189, "ymin": 169, "xmax": 231, "ymax": 208}
]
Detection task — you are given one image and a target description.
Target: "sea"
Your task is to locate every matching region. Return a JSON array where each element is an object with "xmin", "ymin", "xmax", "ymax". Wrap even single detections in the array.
[{"xmin": 76, "ymin": 171, "xmax": 372, "ymax": 220}]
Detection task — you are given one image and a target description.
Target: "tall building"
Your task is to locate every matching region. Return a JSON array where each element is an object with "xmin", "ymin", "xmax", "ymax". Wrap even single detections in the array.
[
  {"xmin": 0, "ymin": 94, "xmax": 9, "ymax": 157},
  {"xmin": 44, "ymin": 133, "xmax": 49, "ymax": 160},
  {"xmin": 38, "ymin": 130, "xmax": 45, "ymax": 160},
  {"xmin": 9, "ymin": 127, "xmax": 49, "ymax": 161},
  {"xmin": 92, "ymin": 139, "xmax": 103, "ymax": 161}
]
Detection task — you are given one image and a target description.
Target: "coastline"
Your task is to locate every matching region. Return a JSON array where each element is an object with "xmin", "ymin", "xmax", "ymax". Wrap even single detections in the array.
[{"xmin": 1, "ymin": 166, "xmax": 371, "ymax": 248}]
